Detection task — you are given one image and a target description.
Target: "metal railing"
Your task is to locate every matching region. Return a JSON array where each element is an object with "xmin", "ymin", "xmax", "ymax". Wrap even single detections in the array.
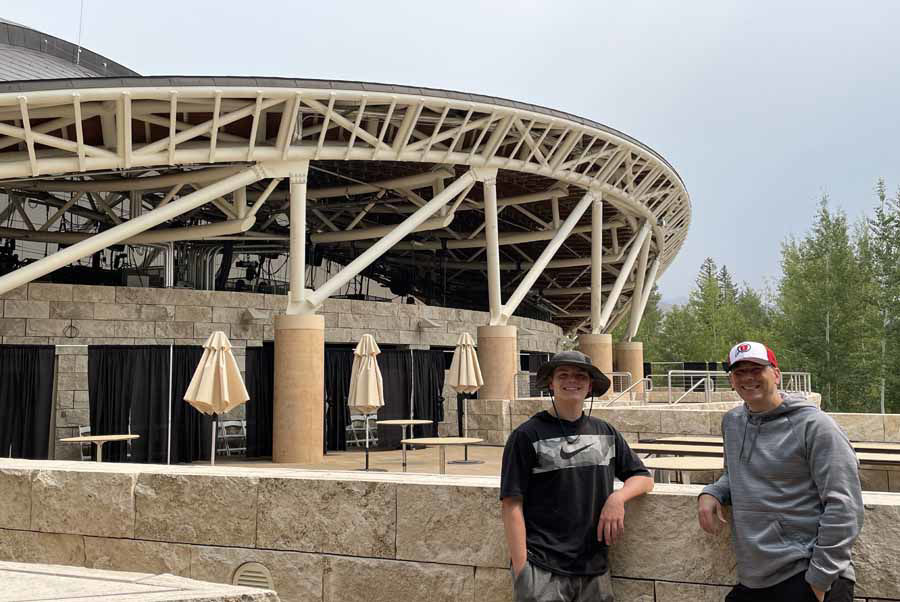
[
  {"xmin": 602, "ymin": 377, "xmax": 652, "ymax": 406},
  {"xmin": 671, "ymin": 376, "xmax": 715, "ymax": 405},
  {"xmin": 665, "ymin": 370, "xmax": 814, "ymax": 403},
  {"xmin": 609, "ymin": 371, "xmax": 633, "ymax": 393},
  {"xmin": 667, "ymin": 370, "xmax": 728, "ymax": 403}
]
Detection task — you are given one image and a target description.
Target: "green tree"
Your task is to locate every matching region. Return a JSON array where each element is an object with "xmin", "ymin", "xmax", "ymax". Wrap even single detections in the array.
[
  {"xmin": 865, "ymin": 180, "xmax": 900, "ymax": 412},
  {"xmin": 774, "ymin": 197, "xmax": 875, "ymax": 411}
]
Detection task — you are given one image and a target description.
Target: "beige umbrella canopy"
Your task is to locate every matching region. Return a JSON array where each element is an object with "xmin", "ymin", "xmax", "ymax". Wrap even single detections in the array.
[
  {"xmin": 447, "ymin": 333, "xmax": 484, "ymax": 464},
  {"xmin": 447, "ymin": 332, "xmax": 484, "ymax": 394},
  {"xmin": 347, "ymin": 334, "xmax": 385, "ymax": 470},
  {"xmin": 184, "ymin": 331, "xmax": 250, "ymax": 464},
  {"xmin": 347, "ymin": 334, "xmax": 385, "ymax": 415}
]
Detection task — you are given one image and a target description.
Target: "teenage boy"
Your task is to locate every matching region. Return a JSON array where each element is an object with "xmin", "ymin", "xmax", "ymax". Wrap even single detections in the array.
[
  {"xmin": 501, "ymin": 350, "xmax": 654, "ymax": 602},
  {"xmin": 698, "ymin": 341, "xmax": 864, "ymax": 602}
]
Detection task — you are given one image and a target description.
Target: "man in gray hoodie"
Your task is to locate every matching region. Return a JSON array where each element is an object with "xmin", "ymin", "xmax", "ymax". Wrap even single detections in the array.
[{"xmin": 697, "ymin": 341, "xmax": 863, "ymax": 602}]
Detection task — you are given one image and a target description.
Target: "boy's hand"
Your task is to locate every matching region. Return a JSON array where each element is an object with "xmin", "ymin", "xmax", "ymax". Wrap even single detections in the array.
[{"xmin": 598, "ymin": 491, "xmax": 626, "ymax": 544}]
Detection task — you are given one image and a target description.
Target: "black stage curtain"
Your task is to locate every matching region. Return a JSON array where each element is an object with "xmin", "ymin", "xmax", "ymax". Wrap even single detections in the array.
[
  {"xmin": 170, "ymin": 346, "xmax": 212, "ymax": 463},
  {"xmin": 324, "ymin": 348, "xmax": 353, "ymax": 452},
  {"xmin": 0, "ymin": 345, "xmax": 55, "ymax": 459},
  {"xmin": 246, "ymin": 343, "xmax": 274, "ymax": 458},
  {"xmin": 89, "ymin": 345, "xmax": 212, "ymax": 463},
  {"xmin": 374, "ymin": 350, "xmax": 412, "ymax": 449},
  {"xmin": 127, "ymin": 346, "xmax": 170, "ymax": 463},
  {"xmin": 411, "ymin": 350, "xmax": 445, "ymax": 438},
  {"xmin": 88, "ymin": 346, "xmax": 137, "ymax": 462}
]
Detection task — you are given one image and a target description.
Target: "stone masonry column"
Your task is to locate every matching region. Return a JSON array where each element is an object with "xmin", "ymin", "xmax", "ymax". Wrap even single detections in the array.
[
  {"xmin": 578, "ymin": 333, "xmax": 613, "ymax": 396},
  {"xmin": 274, "ymin": 314, "xmax": 324, "ymax": 464},
  {"xmin": 477, "ymin": 325, "xmax": 518, "ymax": 400},
  {"xmin": 614, "ymin": 341, "xmax": 644, "ymax": 396}
]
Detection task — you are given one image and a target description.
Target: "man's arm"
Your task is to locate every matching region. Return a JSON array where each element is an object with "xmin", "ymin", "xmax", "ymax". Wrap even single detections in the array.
[
  {"xmin": 598, "ymin": 475, "xmax": 654, "ymax": 545},
  {"xmin": 699, "ymin": 416, "xmax": 732, "ymax": 535},
  {"xmin": 804, "ymin": 416, "xmax": 864, "ymax": 595},
  {"xmin": 501, "ymin": 496, "xmax": 528, "ymax": 575}
]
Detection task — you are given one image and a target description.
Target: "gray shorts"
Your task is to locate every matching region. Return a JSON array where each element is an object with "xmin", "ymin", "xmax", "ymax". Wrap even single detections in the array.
[{"xmin": 511, "ymin": 560, "xmax": 614, "ymax": 602}]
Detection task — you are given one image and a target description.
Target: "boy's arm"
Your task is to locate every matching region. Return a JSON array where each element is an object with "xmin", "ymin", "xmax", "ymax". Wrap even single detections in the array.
[
  {"xmin": 598, "ymin": 475, "xmax": 653, "ymax": 545},
  {"xmin": 501, "ymin": 496, "xmax": 528, "ymax": 575}
]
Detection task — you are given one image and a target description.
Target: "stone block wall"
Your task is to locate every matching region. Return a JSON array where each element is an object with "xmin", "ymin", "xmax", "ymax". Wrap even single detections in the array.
[
  {"xmin": 1, "ymin": 283, "xmax": 564, "ymax": 458},
  {"xmin": 1, "ymin": 459, "xmax": 899, "ymax": 601}
]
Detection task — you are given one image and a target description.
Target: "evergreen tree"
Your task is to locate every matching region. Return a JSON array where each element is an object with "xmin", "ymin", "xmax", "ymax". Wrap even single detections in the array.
[
  {"xmin": 774, "ymin": 197, "xmax": 874, "ymax": 411},
  {"xmin": 865, "ymin": 180, "xmax": 900, "ymax": 412}
]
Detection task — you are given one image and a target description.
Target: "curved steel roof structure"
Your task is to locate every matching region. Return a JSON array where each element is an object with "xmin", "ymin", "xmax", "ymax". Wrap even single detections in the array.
[{"xmin": 0, "ymin": 21, "xmax": 690, "ymax": 336}]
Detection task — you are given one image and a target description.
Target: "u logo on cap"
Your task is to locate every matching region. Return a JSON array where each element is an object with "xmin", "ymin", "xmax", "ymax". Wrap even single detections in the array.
[{"xmin": 737, "ymin": 343, "xmax": 751, "ymax": 352}]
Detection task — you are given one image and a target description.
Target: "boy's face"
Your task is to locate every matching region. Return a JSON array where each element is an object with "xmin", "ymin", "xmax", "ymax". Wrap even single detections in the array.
[{"xmin": 549, "ymin": 365, "xmax": 591, "ymax": 404}]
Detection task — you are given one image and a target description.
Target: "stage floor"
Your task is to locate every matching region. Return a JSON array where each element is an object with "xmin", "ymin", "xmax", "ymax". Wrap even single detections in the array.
[{"xmin": 217, "ymin": 444, "xmax": 504, "ymax": 477}]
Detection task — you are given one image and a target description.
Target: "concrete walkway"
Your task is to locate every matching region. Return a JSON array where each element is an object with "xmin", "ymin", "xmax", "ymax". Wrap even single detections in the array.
[{"xmin": 0, "ymin": 561, "xmax": 278, "ymax": 602}]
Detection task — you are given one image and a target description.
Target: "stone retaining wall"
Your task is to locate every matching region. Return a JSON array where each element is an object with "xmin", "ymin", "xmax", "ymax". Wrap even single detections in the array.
[
  {"xmin": 1, "ymin": 459, "xmax": 898, "ymax": 601},
  {"xmin": 0, "ymin": 283, "xmax": 563, "ymax": 459}
]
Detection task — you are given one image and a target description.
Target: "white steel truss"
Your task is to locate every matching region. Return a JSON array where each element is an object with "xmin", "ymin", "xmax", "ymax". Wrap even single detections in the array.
[{"xmin": 0, "ymin": 79, "xmax": 691, "ymax": 333}]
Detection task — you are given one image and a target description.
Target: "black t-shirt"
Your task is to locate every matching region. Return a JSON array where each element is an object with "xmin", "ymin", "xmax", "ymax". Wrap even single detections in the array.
[{"xmin": 500, "ymin": 410, "xmax": 650, "ymax": 576}]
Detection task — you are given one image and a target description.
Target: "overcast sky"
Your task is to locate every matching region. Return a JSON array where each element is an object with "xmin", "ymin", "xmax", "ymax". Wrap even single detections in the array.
[{"xmin": 4, "ymin": 0, "xmax": 900, "ymax": 302}]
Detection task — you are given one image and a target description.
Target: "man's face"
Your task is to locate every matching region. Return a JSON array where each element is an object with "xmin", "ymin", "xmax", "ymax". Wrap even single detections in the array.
[
  {"xmin": 729, "ymin": 361, "xmax": 781, "ymax": 405},
  {"xmin": 549, "ymin": 365, "xmax": 591, "ymax": 403}
]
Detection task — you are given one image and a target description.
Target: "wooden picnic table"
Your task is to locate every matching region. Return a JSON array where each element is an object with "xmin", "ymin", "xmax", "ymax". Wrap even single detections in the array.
[
  {"xmin": 59, "ymin": 434, "xmax": 139, "ymax": 462},
  {"xmin": 648, "ymin": 436, "xmax": 900, "ymax": 454},
  {"xmin": 400, "ymin": 437, "xmax": 483, "ymax": 474},
  {"xmin": 629, "ymin": 443, "xmax": 724, "ymax": 457},
  {"xmin": 642, "ymin": 456, "xmax": 724, "ymax": 485}
]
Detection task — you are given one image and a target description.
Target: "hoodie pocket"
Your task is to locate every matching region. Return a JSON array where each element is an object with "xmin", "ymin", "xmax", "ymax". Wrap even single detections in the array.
[{"xmin": 732, "ymin": 510, "xmax": 794, "ymax": 580}]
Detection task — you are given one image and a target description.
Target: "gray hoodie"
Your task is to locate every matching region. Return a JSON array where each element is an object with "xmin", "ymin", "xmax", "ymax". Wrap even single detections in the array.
[{"xmin": 702, "ymin": 394, "xmax": 864, "ymax": 591}]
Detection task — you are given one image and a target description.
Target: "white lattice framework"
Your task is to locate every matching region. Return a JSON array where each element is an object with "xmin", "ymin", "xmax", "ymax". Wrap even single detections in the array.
[{"xmin": 0, "ymin": 78, "xmax": 690, "ymax": 335}]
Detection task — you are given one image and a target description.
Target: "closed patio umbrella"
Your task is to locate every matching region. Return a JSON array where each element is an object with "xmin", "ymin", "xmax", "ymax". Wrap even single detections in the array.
[
  {"xmin": 347, "ymin": 334, "xmax": 384, "ymax": 470},
  {"xmin": 447, "ymin": 332, "xmax": 484, "ymax": 464},
  {"xmin": 183, "ymin": 331, "xmax": 249, "ymax": 465}
]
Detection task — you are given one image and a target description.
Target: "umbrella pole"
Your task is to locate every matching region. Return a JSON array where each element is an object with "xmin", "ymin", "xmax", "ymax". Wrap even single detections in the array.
[
  {"xmin": 448, "ymin": 394, "xmax": 484, "ymax": 465},
  {"xmin": 210, "ymin": 413, "xmax": 217, "ymax": 466},
  {"xmin": 365, "ymin": 414, "xmax": 370, "ymax": 470}
]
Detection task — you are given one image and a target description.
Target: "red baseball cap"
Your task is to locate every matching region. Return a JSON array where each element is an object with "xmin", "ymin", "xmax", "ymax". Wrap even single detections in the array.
[{"xmin": 725, "ymin": 341, "xmax": 778, "ymax": 371}]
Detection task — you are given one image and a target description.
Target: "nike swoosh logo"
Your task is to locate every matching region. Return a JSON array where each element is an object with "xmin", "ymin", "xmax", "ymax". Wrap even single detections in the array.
[{"xmin": 560, "ymin": 443, "xmax": 593, "ymax": 460}]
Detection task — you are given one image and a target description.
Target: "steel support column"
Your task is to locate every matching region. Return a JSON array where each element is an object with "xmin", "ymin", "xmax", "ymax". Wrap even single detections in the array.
[
  {"xmin": 591, "ymin": 193, "xmax": 603, "ymax": 333},
  {"xmin": 596, "ymin": 220, "xmax": 651, "ymax": 330},
  {"xmin": 480, "ymin": 169, "xmax": 502, "ymax": 324},
  {"xmin": 288, "ymin": 161, "xmax": 310, "ymax": 314},
  {"xmin": 500, "ymin": 190, "xmax": 594, "ymax": 324},
  {"xmin": 626, "ymin": 232, "xmax": 651, "ymax": 339},
  {"xmin": 300, "ymin": 168, "xmax": 479, "ymax": 312}
]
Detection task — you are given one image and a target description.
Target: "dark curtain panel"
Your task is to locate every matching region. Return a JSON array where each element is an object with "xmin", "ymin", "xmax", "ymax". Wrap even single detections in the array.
[
  {"xmin": 88, "ymin": 346, "xmax": 136, "ymax": 462},
  {"xmin": 0, "ymin": 345, "xmax": 55, "ymax": 459},
  {"xmin": 375, "ymin": 350, "xmax": 412, "ymax": 450},
  {"xmin": 127, "ymin": 346, "xmax": 171, "ymax": 463},
  {"xmin": 246, "ymin": 343, "xmax": 274, "ymax": 458},
  {"xmin": 411, "ymin": 350, "xmax": 445, "ymax": 437},
  {"xmin": 170, "ymin": 346, "xmax": 212, "ymax": 463},
  {"xmin": 324, "ymin": 348, "xmax": 354, "ymax": 452}
]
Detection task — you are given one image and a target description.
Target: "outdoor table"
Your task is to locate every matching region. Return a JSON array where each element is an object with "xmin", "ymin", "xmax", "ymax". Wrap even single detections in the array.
[
  {"xmin": 642, "ymin": 456, "xmax": 724, "ymax": 485},
  {"xmin": 629, "ymin": 443, "xmax": 724, "ymax": 458},
  {"xmin": 376, "ymin": 419, "xmax": 433, "ymax": 472},
  {"xmin": 646, "ymin": 435, "xmax": 724, "ymax": 445},
  {"xmin": 400, "ymin": 437, "xmax": 483, "ymax": 474},
  {"xmin": 647, "ymin": 437, "xmax": 900, "ymax": 454},
  {"xmin": 59, "ymin": 434, "xmax": 140, "ymax": 462}
]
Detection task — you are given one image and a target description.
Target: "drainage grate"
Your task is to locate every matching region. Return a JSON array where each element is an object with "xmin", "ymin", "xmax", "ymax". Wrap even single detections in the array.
[{"xmin": 232, "ymin": 562, "xmax": 274, "ymax": 590}]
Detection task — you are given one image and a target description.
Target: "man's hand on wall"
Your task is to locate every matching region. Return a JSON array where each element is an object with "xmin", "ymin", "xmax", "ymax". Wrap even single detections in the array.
[{"xmin": 697, "ymin": 494, "xmax": 727, "ymax": 534}]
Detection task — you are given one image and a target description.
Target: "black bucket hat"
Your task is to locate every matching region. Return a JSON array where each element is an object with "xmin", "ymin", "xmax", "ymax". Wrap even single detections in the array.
[{"xmin": 536, "ymin": 350, "xmax": 611, "ymax": 397}]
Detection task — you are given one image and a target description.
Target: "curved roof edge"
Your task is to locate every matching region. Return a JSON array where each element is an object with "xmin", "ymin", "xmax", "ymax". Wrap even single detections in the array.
[
  {"xmin": 0, "ymin": 74, "xmax": 684, "ymax": 189},
  {"xmin": 0, "ymin": 18, "xmax": 138, "ymax": 78}
]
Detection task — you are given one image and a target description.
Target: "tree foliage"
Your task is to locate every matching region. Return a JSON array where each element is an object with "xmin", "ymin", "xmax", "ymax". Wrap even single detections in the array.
[{"xmin": 626, "ymin": 182, "xmax": 900, "ymax": 413}]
